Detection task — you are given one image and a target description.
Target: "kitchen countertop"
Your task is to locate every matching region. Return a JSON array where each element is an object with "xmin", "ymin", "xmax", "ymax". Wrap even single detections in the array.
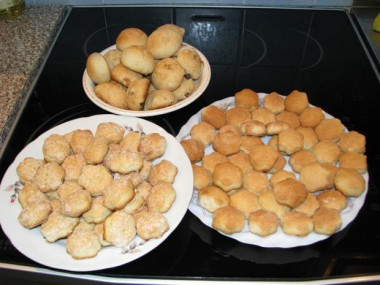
[{"xmin": 0, "ymin": 5, "xmax": 68, "ymax": 150}]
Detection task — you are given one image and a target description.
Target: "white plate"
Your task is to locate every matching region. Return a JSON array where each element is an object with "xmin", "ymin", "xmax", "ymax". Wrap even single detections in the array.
[
  {"xmin": 83, "ymin": 44, "xmax": 211, "ymax": 117},
  {"xmin": 0, "ymin": 114, "xmax": 193, "ymax": 271},
  {"xmin": 176, "ymin": 95, "xmax": 369, "ymax": 248}
]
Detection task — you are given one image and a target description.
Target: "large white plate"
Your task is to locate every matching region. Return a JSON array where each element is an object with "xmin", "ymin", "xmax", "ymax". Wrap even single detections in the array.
[
  {"xmin": 83, "ymin": 44, "xmax": 211, "ymax": 117},
  {"xmin": 176, "ymin": 95, "xmax": 369, "ymax": 248},
  {"xmin": 0, "ymin": 114, "xmax": 193, "ymax": 271}
]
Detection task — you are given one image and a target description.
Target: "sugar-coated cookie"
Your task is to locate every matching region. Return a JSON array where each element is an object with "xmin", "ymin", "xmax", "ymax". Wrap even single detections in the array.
[
  {"xmin": 41, "ymin": 213, "xmax": 79, "ymax": 243},
  {"xmin": 103, "ymin": 176, "xmax": 135, "ymax": 210},
  {"xmin": 104, "ymin": 210, "xmax": 136, "ymax": 247},
  {"xmin": 147, "ymin": 182, "xmax": 176, "ymax": 213},
  {"xmin": 136, "ymin": 212, "xmax": 169, "ymax": 240},
  {"xmin": 16, "ymin": 157, "xmax": 44, "ymax": 184},
  {"xmin": 335, "ymin": 168, "xmax": 365, "ymax": 197}
]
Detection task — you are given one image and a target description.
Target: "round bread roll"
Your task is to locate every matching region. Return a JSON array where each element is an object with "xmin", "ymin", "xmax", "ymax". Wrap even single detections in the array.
[
  {"xmin": 201, "ymin": 105, "xmax": 226, "ymax": 129},
  {"xmin": 248, "ymin": 209, "xmax": 279, "ymax": 237},
  {"xmin": 276, "ymin": 110, "xmax": 300, "ymax": 129},
  {"xmin": 284, "ymin": 90, "xmax": 309, "ymax": 115},
  {"xmin": 273, "ymin": 178, "xmax": 308, "ymax": 208},
  {"xmin": 86, "ymin": 52, "xmax": 111, "ymax": 84},
  {"xmin": 281, "ymin": 211, "xmax": 313, "ymax": 236},
  {"xmin": 126, "ymin": 78, "xmax": 150, "ymax": 111},
  {"xmin": 116, "ymin": 27, "xmax": 148, "ymax": 51},
  {"xmin": 180, "ymin": 138, "xmax": 204, "ymax": 163},
  {"xmin": 263, "ymin": 92, "xmax": 285, "ymax": 114},
  {"xmin": 317, "ymin": 189, "xmax": 347, "ymax": 212},
  {"xmin": 152, "ymin": 58, "xmax": 185, "ymax": 91},
  {"xmin": 338, "ymin": 131, "xmax": 366, "ymax": 153},
  {"xmin": 315, "ymin": 118, "xmax": 345, "ymax": 142},
  {"xmin": 95, "ymin": 82, "xmax": 128, "ymax": 109},
  {"xmin": 175, "ymin": 46, "xmax": 203, "ymax": 79},
  {"xmin": 147, "ymin": 24, "xmax": 184, "ymax": 59},
  {"xmin": 213, "ymin": 162, "xmax": 243, "ymax": 191},
  {"xmin": 334, "ymin": 168, "xmax": 365, "ymax": 197},
  {"xmin": 278, "ymin": 128, "xmax": 304, "ymax": 155},
  {"xmin": 144, "ymin": 89, "xmax": 177, "ymax": 110},
  {"xmin": 111, "ymin": 64, "xmax": 143, "ymax": 88},
  {"xmin": 313, "ymin": 207, "xmax": 342, "ymax": 235},
  {"xmin": 198, "ymin": 185, "xmax": 230, "ymax": 213},
  {"xmin": 212, "ymin": 206, "xmax": 245, "ymax": 234},
  {"xmin": 299, "ymin": 162, "xmax": 331, "ymax": 193},
  {"xmin": 172, "ymin": 77, "xmax": 195, "ymax": 101},
  {"xmin": 299, "ymin": 107, "xmax": 325, "ymax": 128},
  {"xmin": 235, "ymin": 88, "xmax": 259, "ymax": 111},
  {"xmin": 226, "ymin": 106, "xmax": 252, "ymax": 128},
  {"xmin": 213, "ymin": 131, "xmax": 242, "ymax": 156},
  {"xmin": 270, "ymin": 153, "xmax": 287, "ymax": 173},
  {"xmin": 230, "ymin": 189, "xmax": 261, "ymax": 218},
  {"xmin": 248, "ymin": 145, "xmax": 279, "ymax": 172},
  {"xmin": 103, "ymin": 49, "xmax": 122, "ymax": 71},
  {"xmin": 121, "ymin": 45, "xmax": 155, "ymax": 75}
]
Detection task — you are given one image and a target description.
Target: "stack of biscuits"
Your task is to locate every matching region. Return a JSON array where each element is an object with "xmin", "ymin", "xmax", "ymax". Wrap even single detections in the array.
[
  {"xmin": 86, "ymin": 24, "xmax": 203, "ymax": 111},
  {"xmin": 181, "ymin": 88, "xmax": 367, "ymax": 238},
  {"xmin": 16, "ymin": 122, "xmax": 178, "ymax": 259}
]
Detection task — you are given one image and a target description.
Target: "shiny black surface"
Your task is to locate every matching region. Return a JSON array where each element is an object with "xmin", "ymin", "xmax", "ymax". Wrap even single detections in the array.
[{"xmin": 1, "ymin": 6, "xmax": 380, "ymax": 281}]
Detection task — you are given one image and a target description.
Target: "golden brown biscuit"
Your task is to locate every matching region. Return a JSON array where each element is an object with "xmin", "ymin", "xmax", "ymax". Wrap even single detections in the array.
[
  {"xmin": 103, "ymin": 49, "xmax": 122, "ymax": 71},
  {"xmin": 121, "ymin": 45, "xmax": 155, "ymax": 75},
  {"xmin": 144, "ymin": 89, "xmax": 177, "ymax": 110},
  {"xmin": 312, "ymin": 141, "xmax": 341, "ymax": 164},
  {"xmin": 299, "ymin": 162, "xmax": 330, "ymax": 192},
  {"xmin": 147, "ymin": 182, "xmax": 176, "ymax": 213},
  {"xmin": 103, "ymin": 176, "xmax": 135, "ymax": 211},
  {"xmin": 42, "ymin": 134, "xmax": 71, "ymax": 164},
  {"xmin": 313, "ymin": 207, "xmax": 342, "ymax": 235},
  {"xmin": 338, "ymin": 131, "xmax": 366, "ymax": 153},
  {"xmin": 172, "ymin": 77, "xmax": 195, "ymax": 101},
  {"xmin": 151, "ymin": 58, "xmax": 185, "ymax": 91},
  {"xmin": 213, "ymin": 131, "xmax": 242, "ymax": 156},
  {"xmin": 335, "ymin": 168, "xmax": 365, "ymax": 197},
  {"xmin": 296, "ymin": 126, "xmax": 318, "ymax": 150},
  {"xmin": 82, "ymin": 196, "xmax": 112, "ymax": 224},
  {"xmin": 95, "ymin": 81, "xmax": 129, "ymax": 109},
  {"xmin": 268, "ymin": 135, "xmax": 278, "ymax": 150},
  {"xmin": 299, "ymin": 107, "xmax": 325, "ymax": 128},
  {"xmin": 198, "ymin": 185, "xmax": 230, "ymax": 213},
  {"xmin": 126, "ymin": 77, "xmax": 150, "ymax": 111},
  {"xmin": 240, "ymin": 120, "xmax": 266, "ymax": 136},
  {"xmin": 248, "ymin": 209, "xmax": 279, "ymax": 237},
  {"xmin": 266, "ymin": 121, "xmax": 290, "ymax": 135},
  {"xmin": 149, "ymin": 159, "xmax": 178, "ymax": 185},
  {"xmin": 219, "ymin": 124, "xmax": 241, "ymax": 136},
  {"xmin": 268, "ymin": 154, "xmax": 286, "ymax": 174},
  {"xmin": 16, "ymin": 157, "xmax": 44, "ymax": 184},
  {"xmin": 136, "ymin": 212, "xmax": 169, "ymax": 240},
  {"xmin": 281, "ymin": 211, "xmax": 313, "ymax": 236},
  {"xmin": 201, "ymin": 151, "xmax": 228, "ymax": 173},
  {"xmin": 18, "ymin": 182, "xmax": 46, "ymax": 208},
  {"xmin": 294, "ymin": 193, "xmax": 319, "ymax": 217},
  {"xmin": 230, "ymin": 189, "xmax": 261, "ymax": 218},
  {"xmin": 263, "ymin": 92, "xmax": 285, "ymax": 114},
  {"xmin": 213, "ymin": 162, "xmax": 243, "ymax": 191},
  {"xmin": 84, "ymin": 136, "xmax": 109, "ymax": 165},
  {"xmin": 120, "ymin": 131, "xmax": 142, "ymax": 152},
  {"xmin": 284, "ymin": 90, "xmax": 309, "ymax": 115},
  {"xmin": 289, "ymin": 149, "xmax": 317, "ymax": 173},
  {"xmin": 111, "ymin": 64, "xmax": 143, "ymax": 88},
  {"xmin": 278, "ymin": 128, "xmax": 303, "ymax": 155},
  {"xmin": 243, "ymin": 170, "xmax": 269, "ymax": 195},
  {"xmin": 57, "ymin": 180, "xmax": 83, "ymax": 200},
  {"xmin": 104, "ymin": 210, "xmax": 136, "ymax": 247},
  {"xmin": 86, "ymin": 52, "xmax": 111, "ymax": 84},
  {"xmin": 315, "ymin": 119, "xmax": 345, "ymax": 142},
  {"xmin": 269, "ymin": 169, "xmax": 296, "ymax": 187},
  {"xmin": 116, "ymin": 27, "xmax": 148, "ymax": 51},
  {"xmin": 180, "ymin": 138, "xmax": 204, "ymax": 163},
  {"xmin": 147, "ymin": 24, "xmax": 184, "ymax": 59},
  {"xmin": 250, "ymin": 107, "xmax": 276, "ymax": 125},
  {"xmin": 104, "ymin": 144, "xmax": 143, "ymax": 174},
  {"xmin": 322, "ymin": 163, "xmax": 339, "ymax": 189},
  {"xmin": 317, "ymin": 189, "xmax": 347, "ymax": 212},
  {"xmin": 33, "ymin": 162, "xmax": 65, "ymax": 192},
  {"xmin": 259, "ymin": 189, "xmax": 290, "ymax": 218},
  {"xmin": 68, "ymin": 129, "xmax": 94, "ymax": 154},
  {"xmin": 228, "ymin": 152, "xmax": 253, "ymax": 175},
  {"xmin": 61, "ymin": 189, "xmax": 92, "ymax": 218},
  {"xmin": 175, "ymin": 46, "xmax": 203, "ymax": 80},
  {"xmin": 273, "ymin": 178, "xmax": 308, "ymax": 208},
  {"xmin": 78, "ymin": 164, "xmax": 113, "ymax": 196},
  {"xmin": 226, "ymin": 106, "xmax": 252, "ymax": 128},
  {"xmin": 339, "ymin": 151, "xmax": 367, "ymax": 174},
  {"xmin": 66, "ymin": 230, "xmax": 102, "ymax": 259},
  {"xmin": 61, "ymin": 154, "xmax": 86, "ymax": 181},
  {"xmin": 240, "ymin": 136, "xmax": 263, "ymax": 153},
  {"xmin": 190, "ymin": 122, "xmax": 216, "ymax": 146},
  {"xmin": 276, "ymin": 110, "xmax": 300, "ymax": 129},
  {"xmin": 41, "ymin": 213, "xmax": 79, "ymax": 243},
  {"xmin": 18, "ymin": 200, "xmax": 52, "ymax": 229},
  {"xmin": 249, "ymin": 145, "xmax": 279, "ymax": 172},
  {"xmin": 212, "ymin": 206, "xmax": 245, "ymax": 234},
  {"xmin": 235, "ymin": 88, "xmax": 259, "ymax": 110},
  {"xmin": 192, "ymin": 164, "xmax": 212, "ymax": 190},
  {"xmin": 138, "ymin": 133, "xmax": 166, "ymax": 161},
  {"xmin": 201, "ymin": 105, "xmax": 226, "ymax": 129}
]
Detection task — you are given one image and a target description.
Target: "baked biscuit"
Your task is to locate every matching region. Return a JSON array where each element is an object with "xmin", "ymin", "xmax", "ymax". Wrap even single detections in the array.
[
  {"xmin": 190, "ymin": 122, "xmax": 216, "ymax": 146},
  {"xmin": 299, "ymin": 162, "xmax": 330, "ymax": 192},
  {"xmin": 268, "ymin": 154, "xmax": 286, "ymax": 174},
  {"xmin": 147, "ymin": 24, "xmax": 184, "ymax": 59},
  {"xmin": 33, "ymin": 162, "xmax": 65, "ymax": 192},
  {"xmin": 230, "ymin": 189, "xmax": 261, "ymax": 218},
  {"xmin": 136, "ymin": 180, "xmax": 152, "ymax": 200},
  {"xmin": 147, "ymin": 182, "xmax": 176, "ymax": 213},
  {"xmin": 240, "ymin": 120, "xmax": 266, "ymax": 136},
  {"xmin": 192, "ymin": 164, "xmax": 212, "ymax": 190},
  {"xmin": 248, "ymin": 209, "xmax": 278, "ymax": 237},
  {"xmin": 278, "ymin": 128, "xmax": 303, "ymax": 155},
  {"xmin": 281, "ymin": 211, "xmax": 313, "ymax": 236},
  {"xmin": 103, "ymin": 176, "xmax": 135, "ymax": 210},
  {"xmin": 86, "ymin": 52, "xmax": 111, "ymax": 84},
  {"xmin": 57, "ymin": 180, "xmax": 83, "ymax": 200},
  {"xmin": 313, "ymin": 207, "xmax": 342, "ymax": 235},
  {"xmin": 103, "ymin": 49, "xmax": 122, "ymax": 71},
  {"xmin": 104, "ymin": 144, "xmax": 143, "ymax": 174},
  {"xmin": 121, "ymin": 45, "xmax": 155, "ymax": 75},
  {"xmin": 175, "ymin": 46, "xmax": 203, "ymax": 80},
  {"xmin": 61, "ymin": 189, "xmax": 92, "ymax": 218},
  {"xmin": 201, "ymin": 151, "xmax": 228, "ymax": 173},
  {"xmin": 198, "ymin": 185, "xmax": 230, "ymax": 213},
  {"xmin": 201, "ymin": 105, "xmax": 226, "ymax": 129},
  {"xmin": 123, "ymin": 192, "xmax": 146, "ymax": 214},
  {"xmin": 111, "ymin": 64, "xmax": 143, "ymax": 88},
  {"xmin": 132, "ymin": 206, "xmax": 149, "ymax": 224},
  {"xmin": 18, "ymin": 182, "xmax": 46, "ymax": 208},
  {"xmin": 296, "ymin": 127, "xmax": 318, "ymax": 150},
  {"xmin": 240, "ymin": 136, "xmax": 263, "ymax": 153},
  {"xmin": 250, "ymin": 107, "xmax": 276, "ymax": 125},
  {"xmin": 339, "ymin": 152, "xmax": 367, "ymax": 174},
  {"xmin": 16, "ymin": 157, "xmax": 43, "ymax": 184},
  {"xmin": 18, "ymin": 200, "xmax": 52, "ymax": 229},
  {"xmin": 213, "ymin": 162, "xmax": 243, "ymax": 191},
  {"xmin": 61, "ymin": 154, "xmax": 86, "ymax": 181},
  {"xmin": 138, "ymin": 133, "xmax": 166, "ymax": 161},
  {"xmin": 225, "ymin": 106, "xmax": 252, "ymax": 129},
  {"xmin": 126, "ymin": 78, "xmax": 150, "ymax": 111},
  {"xmin": 95, "ymin": 81, "xmax": 128, "ymax": 109},
  {"xmin": 335, "ymin": 168, "xmax": 365, "ymax": 197},
  {"xmin": 212, "ymin": 206, "xmax": 245, "ymax": 234},
  {"xmin": 82, "ymin": 196, "xmax": 112, "ymax": 224},
  {"xmin": 249, "ymin": 145, "xmax": 279, "ymax": 172},
  {"xmin": 299, "ymin": 107, "xmax": 325, "ymax": 128},
  {"xmin": 144, "ymin": 89, "xmax": 177, "ymax": 110},
  {"xmin": 266, "ymin": 121, "xmax": 290, "ymax": 136},
  {"xmin": 120, "ymin": 131, "xmax": 142, "ymax": 152},
  {"xmin": 243, "ymin": 170, "xmax": 269, "ymax": 195},
  {"xmin": 94, "ymin": 223, "xmax": 112, "ymax": 247},
  {"xmin": 263, "ymin": 92, "xmax": 285, "ymax": 114},
  {"xmin": 72, "ymin": 219, "xmax": 95, "ymax": 233},
  {"xmin": 84, "ymin": 136, "xmax": 109, "ymax": 165},
  {"xmin": 78, "ymin": 164, "xmax": 113, "ymax": 196},
  {"xmin": 180, "ymin": 138, "xmax": 204, "ymax": 163},
  {"xmin": 258, "ymin": 189, "xmax": 290, "ymax": 218},
  {"xmin": 172, "ymin": 77, "xmax": 195, "ymax": 101},
  {"xmin": 116, "ymin": 27, "xmax": 148, "ymax": 51},
  {"xmin": 213, "ymin": 131, "xmax": 242, "ymax": 156},
  {"xmin": 149, "ymin": 159, "xmax": 178, "ymax": 185},
  {"xmin": 269, "ymin": 169, "xmax": 296, "ymax": 187},
  {"xmin": 66, "ymin": 230, "xmax": 101, "ymax": 259},
  {"xmin": 139, "ymin": 160, "xmax": 152, "ymax": 181},
  {"xmin": 69, "ymin": 129, "xmax": 94, "ymax": 154},
  {"xmin": 338, "ymin": 131, "xmax": 366, "ymax": 153},
  {"xmin": 268, "ymin": 135, "xmax": 278, "ymax": 150},
  {"xmin": 322, "ymin": 163, "xmax": 339, "ymax": 189},
  {"xmin": 95, "ymin": 122, "xmax": 125, "ymax": 144},
  {"xmin": 219, "ymin": 124, "xmax": 240, "ymax": 136},
  {"xmin": 317, "ymin": 189, "xmax": 347, "ymax": 212},
  {"xmin": 136, "ymin": 212, "xmax": 169, "ymax": 240},
  {"xmin": 289, "ymin": 149, "xmax": 317, "ymax": 173},
  {"xmin": 284, "ymin": 90, "xmax": 309, "ymax": 115},
  {"xmin": 228, "ymin": 152, "xmax": 253, "ymax": 174},
  {"xmin": 41, "ymin": 213, "xmax": 79, "ymax": 243},
  {"xmin": 235, "ymin": 88, "xmax": 259, "ymax": 111},
  {"xmin": 273, "ymin": 178, "xmax": 308, "ymax": 208},
  {"xmin": 294, "ymin": 193, "xmax": 319, "ymax": 217},
  {"xmin": 315, "ymin": 119, "xmax": 345, "ymax": 142},
  {"xmin": 312, "ymin": 141, "xmax": 341, "ymax": 164},
  {"xmin": 152, "ymin": 58, "xmax": 185, "ymax": 91},
  {"xmin": 276, "ymin": 111, "xmax": 300, "ymax": 129},
  {"xmin": 43, "ymin": 134, "xmax": 71, "ymax": 164},
  {"xmin": 104, "ymin": 210, "xmax": 137, "ymax": 248}
]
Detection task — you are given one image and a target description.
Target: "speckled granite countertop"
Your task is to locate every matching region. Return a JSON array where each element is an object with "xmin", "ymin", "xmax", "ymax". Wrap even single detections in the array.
[{"xmin": 0, "ymin": 5, "xmax": 68, "ymax": 150}]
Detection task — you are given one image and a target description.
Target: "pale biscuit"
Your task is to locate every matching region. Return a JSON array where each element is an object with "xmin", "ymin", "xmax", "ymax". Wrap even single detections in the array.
[
  {"xmin": 281, "ymin": 211, "xmax": 313, "ymax": 236},
  {"xmin": 103, "ymin": 49, "xmax": 122, "ymax": 71},
  {"xmin": 212, "ymin": 206, "xmax": 245, "ymax": 234},
  {"xmin": 235, "ymin": 88, "xmax": 259, "ymax": 110},
  {"xmin": 315, "ymin": 119, "xmax": 345, "ymax": 142},
  {"xmin": 82, "ymin": 196, "xmax": 112, "ymax": 224},
  {"xmin": 289, "ymin": 149, "xmax": 317, "ymax": 173},
  {"xmin": 104, "ymin": 210, "xmax": 136, "ymax": 247},
  {"xmin": 276, "ymin": 111, "xmax": 300, "ymax": 129},
  {"xmin": 144, "ymin": 89, "xmax": 177, "ymax": 110},
  {"xmin": 174, "ymin": 46, "xmax": 203, "ymax": 80},
  {"xmin": 294, "ymin": 193, "xmax": 320, "ymax": 217},
  {"xmin": 250, "ymin": 107, "xmax": 276, "ymax": 125},
  {"xmin": 190, "ymin": 121, "xmax": 216, "ymax": 146},
  {"xmin": 299, "ymin": 107, "xmax": 325, "ymax": 128},
  {"xmin": 126, "ymin": 78, "xmax": 150, "ymax": 111},
  {"xmin": 151, "ymin": 58, "xmax": 185, "ymax": 91},
  {"xmin": 66, "ymin": 230, "xmax": 101, "ymax": 259},
  {"xmin": 33, "ymin": 162, "xmax": 65, "ymax": 193},
  {"xmin": 132, "ymin": 206, "xmax": 149, "ymax": 225},
  {"xmin": 94, "ymin": 223, "xmax": 112, "ymax": 247},
  {"xmin": 213, "ymin": 162, "xmax": 243, "ymax": 192},
  {"xmin": 116, "ymin": 27, "xmax": 148, "ymax": 51},
  {"xmin": 313, "ymin": 207, "xmax": 342, "ymax": 235},
  {"xmin": 103, "ymin": 176, "xmax": 135, "ymax": 210},
  {"xmin": 243, "ymin": 170, "xmax": 269, "ymax": 195},
  {"xmin": 266, "ymin": 121, "xmax": 290, "ymax": 135},
  {"xmin": 312, "ymin": 141, "xmax": 341, "ymax": 164},
  {"xmin": 121, "ymin": 45, "xmax": 155, "ymax": 75},
  {"xmin": 278, "ymin": 128, "xmax": 303, "ymax": 155},
  {"xmin": 317, "ymin": 189, "xmax": 347, "ymax": 212},
  {"xmin": 120, "ymin": 131, "xmax": 142, "ymax": 152},
  {"xmin": 61, "ymin": 189, "xmax": 92, "ymax": 218},
  {"xmin": 225, "ymin": 106, "xmax": 252, "ymax": 128},
  {"xmin": 240, "ymin": 120, "xmax": 266, "ymax": 136},
  {"xmin": 192, "ymin": 164, "xmax": 212, "ymax": 190},
  {"xmin": 296, "ymin": 127, "xmax": 318, "ymax": 150},
  {"xmin": 95, "ymin": 122, "xmax": 125, "ymax": 144},
  {"xmin": 123, "ymin": 192, "xmax": 146, "ymax": 215},
  {"xmin": 139, "ymin": 160, "xmax": 152, "ymax": 181},
  {"xmin": 69, "ymin": 129, "xmax": 94, "ymax": 154},
  {"xmin": 138, "ymin": 133, "xmax": 167, "ymax": 161},
  {"xmin": 41, "ymin": 213, "xmax": 79, "ymax": 243},
  {"xmin": 201, "ymin": 151, "xmax": 228, "ymax": 173},
  {"xmin": 111, "ymin": 64, "xmax": 143, "ymax": 88},
  {"xmin": 269, "ymin": 169, "xmax": 296, "ymax": 187},
  {"xmin": 18, "ymin": 182, "xmax": 46, "ymax": 209},
  {"xmin": 78, "ymin": 164, "xmax": 113, "ymax": 196},
  {"xmin": 72, "ymin": 219, "xmax": 95, "ymax": 233},
  {"xmin": 273, "ymin": 178, "xmax": 308, "ymax": 208},
  {"xmin": 338, "ymin": 131, "xmax": 366, "ymax": 153},
  {"xmin": 230, "ymin": 189, "xmax": 261, "ymax": 218},
  {"xmin": 57, "ymin": 180, "xmax": 84, "ymax": 200},
  {"xmin": 228, "ymin": 152, "xmax": 253, "ymax": 174},
  {"xmin": 42, "ymin": 134, "xmax": 71, "ymax": 164},
  {"xmin": 18, "ymin": 200, "xmax": 52, "ymax": 229},
  {"xmin": 180, "ymin": 138, "xmax": 204, "ymax": 163},
  {"xmin": 284, "ymin": 90, "xmax": 309, "ymax": 115},
  {"xmin": 240, "ymin": 136, "xmax": 263, "ymax": 153},
  {"xmin": 84, "ymin": 136, "xmax": 109, "ymax": 165},
  {"xmin": 147, "ymin": 182, "xmax": 176, "ymax": 213},
  {"xmin": 136, "ymin": 180, "xmax": 152, "ymax": 200},
  {"xmin": 299, "ymin": 162, "xmax": 331, "ymax": 192},
  {"xmin": 104, "ymin": 144, "xmax": 143, "ymax": 174},
  {"xmin": 16, "ymin": 157, "xmax": 44, "ymax": 184},
  {"xmin": 339, "ymin": 152, "xmax": 367, "ymax": 174},
  {"xmin": 61, "ymin": 154, "xmax": 86, "ymax": 181},
  {"xmin": 213, "ymin": 131, "xmax": 242, "ymax": 156},
  {"xmin": 259, "ymin": 189, "xmax": 290, "ymax": 218},
  {"xmin": 136, "ymin": 212, "xmax": 169, "ymax": 240},
  {"xmin": 86, "ymin": 52, "xmax": 111, "ymax": 84},
  {"xmin": 248, "ymin": 209, "xmax": 279, "ymax": 237},
  {"xmin": 201, "ymin": 105, "xmax": 226, "ymax": 129},
  {"xmin": 146, "ymin": 25, "xmax": 184, "ymax": 59},
  {"xmin": 95, "ymin": 81, "xmax": 128, "ymax": 109},
  {"xmin": 172, "ymin": 77, "xmax": 195, "ymax": 101},
  {"xmin": 335, "ymin": 168, "xmax": 365, "ymax": 197},
  {"xmin": 198, "ymin": 185, "xmax": 230, "ymax": 213},
  {"xmin": 263, "ymin": 92, "xmax": 285, "ymax": 114},
  {"xmin": 248, "ymin": 145, "xmax": 279, "ymax": 172},
  {"xmin": 149, "ymin": 159, "xmax": 178, "ymax": 185}
]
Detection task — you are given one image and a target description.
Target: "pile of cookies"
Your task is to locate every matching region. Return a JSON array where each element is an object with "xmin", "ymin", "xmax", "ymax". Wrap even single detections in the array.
[
  {"xmin": 86, "ymin": 24, "xmax": 203, "ymax": 111},
  {"xmin": 15, "ymin": 121, "xmax": 178, "ymax": 259},
  {"xmin": 180, "ymin": 88, "xmax": 367, "ymax": 238}
]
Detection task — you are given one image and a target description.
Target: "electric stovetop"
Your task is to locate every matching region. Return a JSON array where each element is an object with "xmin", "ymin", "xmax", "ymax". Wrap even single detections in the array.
[{"xmin": 1, "ymin": 6, "xmax": 380, "ymax": 284}]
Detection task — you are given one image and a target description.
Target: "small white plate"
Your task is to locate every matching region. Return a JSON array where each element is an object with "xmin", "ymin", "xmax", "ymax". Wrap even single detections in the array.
[
  {"xmin": 0, "ymin": 114, "xmax": 193, "ymax": 271},
  {"xmin": 83, "ymin": 43, "xmax": 211, "ymax": 117},
  {"xmin": 177, "ymin": 95, "xmax": 369, "ymax": 248}
]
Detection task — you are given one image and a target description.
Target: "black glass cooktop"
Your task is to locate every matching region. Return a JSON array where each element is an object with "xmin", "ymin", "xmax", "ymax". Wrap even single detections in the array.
[{"xmin": 1, "ymin": 6, "xmax": 380, "ymax": 283}]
